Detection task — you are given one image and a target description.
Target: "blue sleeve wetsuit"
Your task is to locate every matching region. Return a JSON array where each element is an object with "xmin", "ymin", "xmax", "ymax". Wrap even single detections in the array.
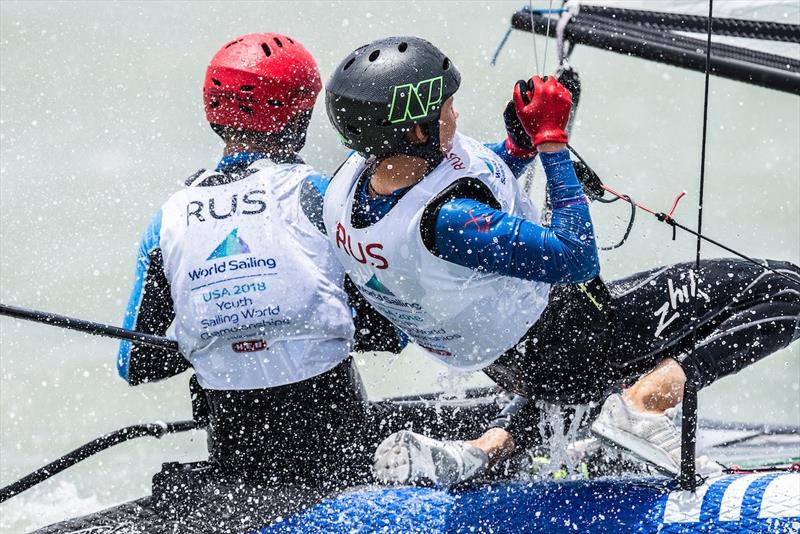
[
  {"xmin": 346, "ymin": 146, "xmax": 599, "ymax": 284},
  {"xmin": 434, "ymin": 150, "xmax": 599, "ymax": 283},
  {"xmin": 482, "ymin": 140, "xmax": 535, "ymax": 178},
  {"xmin": 117, "ymin": 209, "xmax": 185, "ymax": 385}
]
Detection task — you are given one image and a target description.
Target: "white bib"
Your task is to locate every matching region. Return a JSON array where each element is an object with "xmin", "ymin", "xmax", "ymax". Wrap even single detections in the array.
[
  {"xmin": 323, "ymin": 133, "xmax": 551, "ymax": 371},
  {"xmin": 160, "ymin": 160, "xmax": 354, "ymax": 389}
]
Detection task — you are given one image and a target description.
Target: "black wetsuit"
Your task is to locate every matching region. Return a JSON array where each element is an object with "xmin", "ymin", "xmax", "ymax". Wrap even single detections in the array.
[{"xmin": 486, "ymin": 259, "xmax": 800, "ymax": 406}]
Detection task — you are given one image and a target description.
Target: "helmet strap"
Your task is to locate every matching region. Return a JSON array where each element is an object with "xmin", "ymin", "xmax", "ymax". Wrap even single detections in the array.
[{"xmin": 394, "ymin": 119, "xmax": 446, "ymax": 168}]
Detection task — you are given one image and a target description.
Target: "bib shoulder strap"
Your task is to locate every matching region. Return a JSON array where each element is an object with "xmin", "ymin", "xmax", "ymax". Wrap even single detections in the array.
[
  {"xmin": 420, "ymin": 177, "xmax": 501, "ymax": 256},
  {"xmin": 185, "ymin": 169, "xmax": 209, "ymax": 187},
  {"xmin": 184, "ymin": 160, "xmax": 277, "ymax": 189}
]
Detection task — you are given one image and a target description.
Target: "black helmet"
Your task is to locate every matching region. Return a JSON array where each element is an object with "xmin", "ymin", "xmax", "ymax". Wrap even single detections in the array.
[{"xmin": 326, "ymin": 36, "xmax": 461, "ymax": 165}]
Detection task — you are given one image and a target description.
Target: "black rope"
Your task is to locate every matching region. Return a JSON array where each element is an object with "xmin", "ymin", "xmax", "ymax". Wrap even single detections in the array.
[
  {"xmin": 652, "ymin": 216, "xmax": 797, "ymax": 284},
  {"xmin": 0, "ymin": 420, "xmax": 197, "ymax": 503},
  {"xmin": 569, "ymin": 152, "xmax": 637, "ymax": 250},
  {"xmin": 568, "ymin": 146, "xmax": 799, "ymax": 285},
  {"xmin": 596, "ymin": 193, "xmax": 637, "ymax": 251}
]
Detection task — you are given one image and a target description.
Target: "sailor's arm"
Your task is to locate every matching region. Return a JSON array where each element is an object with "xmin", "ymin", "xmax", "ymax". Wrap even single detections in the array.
[
  {"xmin": 434, "ymin": 147, "xmax": 599, "ymax": 283},
  {"xmin": 432, "ymin": 75, "xmax": 598, "ymax": 283},
  {"xmin": 484, "ymin": 138, "xmax": 536, "ymax": 179},
  {"xmin": 117, "ymin": 211, "xmax": 188, "ymax": 385}
]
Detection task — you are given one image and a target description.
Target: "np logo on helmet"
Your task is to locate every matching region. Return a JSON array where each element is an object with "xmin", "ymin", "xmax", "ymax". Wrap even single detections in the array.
[{"xmin": 387, "ymin": 76, "xmax": 443, "ymax": 123}]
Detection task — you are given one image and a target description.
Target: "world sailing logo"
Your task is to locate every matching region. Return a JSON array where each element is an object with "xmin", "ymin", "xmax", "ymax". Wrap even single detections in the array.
[
  {"xmin": 207, "ymin": 228, "xmax": 251, "ymax": 260},
  {"xmin": 479, "ymin": 157, "xmax": 496, "ymax": 176},
  {"xmin": 189, "ymin": 228, "xmax": 276, "ymax": 284},
  {"xmin": 388, "ymin": 76, "xmax": 443, "ymax": 123},
  {"xmin": 365, "ymin": 274, "xmax": 394, "ymax": 296},
  {"xmin": 479, "ymin": 156, "xmax": 506, "ymax": 184}
]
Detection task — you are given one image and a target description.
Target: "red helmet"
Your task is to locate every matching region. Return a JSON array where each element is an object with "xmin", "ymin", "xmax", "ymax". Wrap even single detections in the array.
[{"xmin": 203, "ymin": 33, "xmax": 321, "ymax": 133}]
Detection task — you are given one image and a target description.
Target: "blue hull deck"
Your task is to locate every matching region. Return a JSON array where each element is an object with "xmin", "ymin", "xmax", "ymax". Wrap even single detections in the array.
[{"xmin": 262, "ymin": 473, "xmax": 800, "ymax": 533}]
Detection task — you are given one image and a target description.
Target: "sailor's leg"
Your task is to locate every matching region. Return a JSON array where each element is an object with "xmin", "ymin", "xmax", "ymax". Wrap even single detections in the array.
[
  {"xmin": 607, "ymin": 258, "xmax": 800, "ymax": 391},
  {"xmin": 682, "ymin": 265, "xmax": 800, "ymax": 388},
  {"xmin": 623, "ymin": 358, "xmax": 686, "ymax": 414},
  {"xmin": 484, "ymin": 279, "xmax": 619, "ymax": 405},
  {"xmin": 373, "ymin": 276, "xmax": 622, "ymax": 486},
  {"xmin": 371, "ymin": 395, "xmax": 527, "ymax": 488},
  {"xmin": 203, "ymin": 357, "xmax": 370, "ymax": 483},
  {"xmin": 623, "ymin": 280, "xmax": 800, "ymax": 414},
  {"xmin": 607, "ymin": 259, "xmax": 799, "ymax": 376},
  {"xmin": 592, "ymin": 259, "xmax": 800, "ymax": 474}
]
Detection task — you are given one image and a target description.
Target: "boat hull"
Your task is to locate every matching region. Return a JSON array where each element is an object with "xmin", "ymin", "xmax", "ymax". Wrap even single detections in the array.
[
  {"xmin": 37, "ymin": 471, "xmax": 799, "ymax": 533},
  {"xmin": 259, "ymin": 473, "xmax": 800, "ymax": 533}
]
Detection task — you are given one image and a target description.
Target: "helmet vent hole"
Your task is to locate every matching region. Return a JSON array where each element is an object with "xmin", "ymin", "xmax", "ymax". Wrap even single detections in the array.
[
  {"xmin": 267, "ymin": 99, "xmax": 283, "ymax": 107},
  {"xmin": 286, "ymin": 37, "xmax": 294, "ymax": 44},
  {"xmin": 211, "ymin": 78, "xmax": 222, "ymax": 86},
  {"xmin": 224, "ymin": 39, "xmax": 242, "ymax": 49},
  {"xmin": 239, "ymin": 85, "xmax": 255, "ymax": 92},
  {"xmin": 274, "ymin": 37, "xmax": 283, "ymax": 48},
  {"xmin": 261, "ymin": 43, "xmax": 272, "ymax": 57},
  {"xmin": 343, "ymin": 57, "xmax": 356, "ymax": 71},
  {"xmin": 443, "ymin": 58, "xmax": 451, "ymax": 70},
  {"xmin": 368, "ymin": 50, "xmax": 380, "ymax": 62},
  {"xmin": 239, "ymin": 104, "xmax": 254, "ymax": 114},
  {"xmin": 346, "ymin": 124, "xmax": 362, "ymax": 136},
  {"xmin": 398, "ymin": 42, "xmax": 408, "ymax": 53},
  {"xmin": 209, "ymin": 100, "xmax": 220, "ymax": 109}
]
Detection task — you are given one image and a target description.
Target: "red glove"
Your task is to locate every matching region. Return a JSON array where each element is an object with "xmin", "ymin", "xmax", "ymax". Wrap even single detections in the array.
[{"xmin": 513, "ymin": 75, "xmax": 572, "ymax": 146}]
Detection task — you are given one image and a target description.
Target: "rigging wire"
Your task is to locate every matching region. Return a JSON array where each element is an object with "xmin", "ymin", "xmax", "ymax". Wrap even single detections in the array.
[
  {"xmin": 529, "ymin": 0, "xmax": 540, "ymax": 73},
  {"xmin": 680, "ymin": 0, "xmax": 716, "ymax": 493},
  {"xmin": 542, "ymin": 0, "xmax": 554, "ymax": 74},
  {"xmin": 567, "ymin": 145, "xmax": 799, "ymax": 285},
  {"xmin": 695, "ymin": 5, "xmax": 714, "ymax": 275}
]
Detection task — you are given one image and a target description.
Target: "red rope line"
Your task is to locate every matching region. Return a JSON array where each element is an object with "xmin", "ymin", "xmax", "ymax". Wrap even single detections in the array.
[{"xmin": 600, "ymin": 184, "xmax": 687, "ymax": 219}]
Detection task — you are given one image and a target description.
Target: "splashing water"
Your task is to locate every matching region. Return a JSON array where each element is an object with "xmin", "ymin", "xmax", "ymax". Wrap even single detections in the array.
[
  {"xmin": 435, "ymin": 368, "xmax": 477, "ymax": 400},
  {"xmin": 0, "ymin": 481, "xmax": 106, "ymax": 533},
  {"xmin": 530, "ymin": 400, "xmax": 594, "ymax": 479}
]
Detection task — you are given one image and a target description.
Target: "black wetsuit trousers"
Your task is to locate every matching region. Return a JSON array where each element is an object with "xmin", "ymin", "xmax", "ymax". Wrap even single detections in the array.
[
  {"xmin": 486, "ymin": 258, "xmax": 800, "ymax": 405},
  {"xmin": 201, "ymin": 359, "xmax": 373, "ymax": 484},
  {"xmin": 199, "ymin": 359, "xmax": 498, "ymax": 484}
]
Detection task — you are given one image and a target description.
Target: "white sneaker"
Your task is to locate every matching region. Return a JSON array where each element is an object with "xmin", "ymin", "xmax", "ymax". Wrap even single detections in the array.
[
  {"xmin": 590, "ymin": 393, "xmax": 682, "ymax": 476},
  {"xmin": 373, "ymin": 430, "xmax": 489, "ymax": 488}
]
